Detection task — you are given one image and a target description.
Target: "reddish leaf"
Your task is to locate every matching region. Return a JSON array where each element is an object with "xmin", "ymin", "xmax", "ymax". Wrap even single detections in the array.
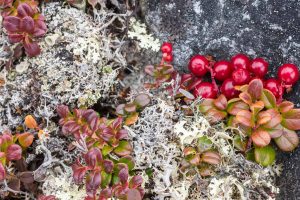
[
  {"xmin": 37, "ymin": 195, "xmax": 57, "ymax": 200},
  {"xmin": 33, "ymin": 17, "xmax": 47, "ymax": 37},
  {"xmin": 20, "ymin": 16, "xmax": 34, "ymax": 33},
  {"xmin": 261, "ymin": 89, "xmax": 276, "ymax": 109},
  {"xmin": 0, "ymin": 163, "xmax": 6, "ymax": 181},
  {"xmin": 116, "ymin": 104, "xmax": 125, "ymax": 115},
  {"xmin": 282, "ymin": 109, "xmax": 300, "ymax": 130},
  {"xmin": 118, "ymin": 167, "xmax": 129, "ymax": 184},
  {"xmin": 72, "ymin": 161, "xmax": 87, "ymax": 184},
  {"xmin": 250, "ymin": 100, "xmax": 264, "ymax": 116},
  {"xmin": 129, "ymin": 175, "xmax": 143, "ymax": 188},
  {"xmin": 19, "ymin": 171, "xmax": 34, "ymax": 183},
  {"xmin": 206, "ymin": 108, "xmax": 227, "ymax": 124},
  {"xmin": 8, "ymin": 177, "xmax": 20, "ymax": 191},
  {"xmin": 17, "ymin": 3, "xmax": 34, "ymax": 17},
  {"xmin": 24, "ymin": 41, "xmax": 41, "ymax": 57},
  {"xmin": 124, "ymin": 103, "xmax": 136, "ymax": 113},
  {"xmin": 268, "ymin": 124, "xmax": 284, "ymax": 138},
  {"xmin": 144, "ymin": 65, "xmax": 155, "ymax": 76},
  {"xmin": 257, "ymin": 111, "xmax": 271, "ymax": 125},
  {"xmin": 84, "ymin": 148, "xmax": 102, "ymax": 168},
  {"xmin": 134, "ymin": 94, "xmax": 151, "ymax": 107},
  {"xmin": 86, "ymin": 170, "xmax": 101, "ymax": 196},
  {"xmin": 112, "ymin": 117, "xmax": 123, "ymax": 130},
  {"xmin": 227, "ymin": 101, "xmax": 249, "ymax": 115},
  {"xmin": 201, "ymin": 151, "xmax": 221, "ymax": 165},
  {"xmin": 239, "ymin": 92, "xmax": 252, "ymax": 105},
  {"xmin": 62, "ymin": 120, "xmax": 80, "ymax": 135},
  {"xmin": 8, "ymin": 33, "xmax": 24, "ymax": 43},
  {"xmin": 103, "ymin": 160, "xmax": 114, "ymax": 174},
  {"xmin": 99, "ymin": 188, "xmax": 112, "ymax": 200},
  {"xmin": 260, "ymin": 109, "xmax": 281, "ymax": 129},
  {"xmin": 247, "ymin": 78, "xmax": 263, "ymax": 100},
  {"xmin": 236, "ymin": 110, "xmax": 254, "ymax": 127},
  {"xmin": 126, "ymin": 189, "xmax": 142, "ymax": 200},
  {"xmin": 56, "ymin": 105, "xmax": 70, "ymax": 118},
  {"xmin": 25, "ymin": 115, "xmax": 38, "ymax": 129},
  {"xmin": 275, "ymin": 129, "xmax": 299, "ymax": 152},
  {"xmin": 0, "ymin": 0, "xmax": 13, "ymax": 8},
  {"xmin": 213, "ymin": 94, "xmax": 227, "ymax": 110},
  {"xmin": 251, "ymin": 130, "xmax": 271, "ymax": 147},
  {"xmin": 18, "ymin": 132, "xmax": 34, "ymax": 148},
  {"xmin": 6, "ymin": 144, "xmax": 22, "ymax": 161},
  {"xmin": 278, "ymin": 101, "xmax": 294, "ymax": 113},
  {"xmin": 199, "ymin": 99, "xmax": 214, "ymax": 113},
  {"xmin": 3, "ymin": 16, "xmax": 20, "ymax": 32},
  {"xmin": 116, "ymin": 129, "xmax": 128, "ymax": 140}
]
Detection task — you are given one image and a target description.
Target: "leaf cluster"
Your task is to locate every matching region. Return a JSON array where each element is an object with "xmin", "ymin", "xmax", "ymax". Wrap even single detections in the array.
[
  {"xmin": 200, "ymin": 79, "xmax": 300, "ymax": 166},
  {"xmin": 1, "ymin": 0, "xmax": 47, "ymax": 57},
  {"xmin": 181, "ymin": 136, "xmax": 221, "ymax": 177},
  {"xmin": 57, "ymin": 105, "xmax": 144, "ymax": 200}
]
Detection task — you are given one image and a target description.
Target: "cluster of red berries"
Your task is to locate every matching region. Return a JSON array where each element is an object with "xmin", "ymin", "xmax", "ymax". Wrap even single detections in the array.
[{"xmin": 160, "ymin": 42, "xmax": 299, "ymax": 101}]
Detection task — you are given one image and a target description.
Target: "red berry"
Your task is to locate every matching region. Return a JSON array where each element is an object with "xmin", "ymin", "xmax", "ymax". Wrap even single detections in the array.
[
  {"xmin": 188, "ymin": 55, "xmax": 209, "ymax": 77},
  {"xmin": 213, "ymin": 61, "xmax": 233, "ymax": 81},
  {"xmin": 249, "ymin": 58, "xmax": 269, "ymax": 77},
  {"xmin": 221, "ymin": 78, "xmax": 239, "ymax": 99},
  {"xmin": 161, "ymin": 42, "xmax": 172, "ymax": 54},
  {"xmin": 193, "ymin": 82, "xmax": 217, "ymax": 99},
  {"xmin": 232, "ymin": 68, "xmax": 251, "ymax": 85},
  {"xmin": 164, "ymin": 53, "xmax": 173, "ymax": 63},
  {"xmin": 231, "ymin": 53, "xmax": 250, "ymax": 70},
  {"xmin": 277, "ymin": 63, "xmax": 299, "ymax": 85},
  {"xmin": 264, "ymin": 79, "xmax": 282, "ymax": 98}
]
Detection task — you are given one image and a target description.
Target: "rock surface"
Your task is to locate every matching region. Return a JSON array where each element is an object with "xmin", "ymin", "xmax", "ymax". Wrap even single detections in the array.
[{"xmin": 141, "ymin": 0, "xmax": 300, "ymax": 198}]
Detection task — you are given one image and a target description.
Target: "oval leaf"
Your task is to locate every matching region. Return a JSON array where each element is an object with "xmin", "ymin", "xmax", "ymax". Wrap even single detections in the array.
[
  {"xmin": 239, "ymin": 92, "xmax": 252, "ymax": 105},
  {"xmin": 261, "ymin": 89, "xmax": 276, "ymax": 109},
  {"xmin": 227, "ymin": 101, "xmax": 249, "ymax": 115},
  {"xmin": 261, "ymin": 109, "xmax": 282, "ymax": 129},
  {"xmin": 213, "ymin": 94, "xmax": 227, "ymax": 111},
  {"xmin": 274, "ymin": 129, "xmax": 299, "ymax": 152},
  {"xmin": 18, "ymin": 132, "xmax": 34, "ymax": 148},
  {"xmin": 251, "ymin": 130, "xmax": 271, "ymax": 147},
  {"xmin": 201, "ymin": 151, "xmax": 221, "ymax": 165},
  {"xmin": 236, "ymin": 110, "xmax": 254, "ymax": 127},
  {"xmin": 278, "ymin": 101, "xmax": 294, "ymax": 113},
  {"xmin": 199, "ymin": 99, "xmax": 214, "ymax": 113},
  {"xmin": 254, "ymin": 145, "xmax": 275, "ymax": 167},
  {"xmin": 282, "ymin": 109, "xmax": 300, "ymax": 130},
  {"xmin": 247, "ymin": 78, "xmax": 263, "ymax": 100}
]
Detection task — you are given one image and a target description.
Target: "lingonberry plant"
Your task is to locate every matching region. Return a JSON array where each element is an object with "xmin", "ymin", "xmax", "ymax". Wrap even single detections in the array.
[
  {"xmin": 145, "ymin": 42, "xmax": 300, "ymax": 167},
  {"xmin": 181, "ymin": 136, "xmax": 221, "ymax": 177},
  {"xmin": 199, "ymin": 79, "xmax": 299, "ymax": 166},
  {"xmin": 57, "ymin": 102, "xmax": 147, "ymax": 200},
  {"xmin": 1, "ymin": 0, "xmax": 47, "ymax": 57}
]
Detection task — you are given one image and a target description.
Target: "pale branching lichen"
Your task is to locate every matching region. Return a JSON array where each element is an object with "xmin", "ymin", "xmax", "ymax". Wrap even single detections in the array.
[
  {"xmin": 128, "ymin": 18, "xmax": 161, "ymax": 52},
  {"xmin": 127, "ymin": 97, "xmax": 280, "ymax": 200}
]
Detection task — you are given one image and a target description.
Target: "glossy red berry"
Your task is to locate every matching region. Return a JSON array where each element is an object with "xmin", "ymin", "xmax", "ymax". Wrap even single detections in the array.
[
  {"xmin": 164, "ymin": 53, "xmax": 173, "ymax": 63},
  {"xmin": 193, "ymin": 82, "xmax": 217, "ymax": 99},
  {"xmin": 220, "ymin": 78, "xmax": 239, "ymax": 99},
  {"xmin": 161, "ymin": 42, "xmax": 172, "ymax": 54},
  {"xmin": 264, "ymin": 78, "xmax": 282, "ymax": 98},
  {"xmin": 249, "ymin": 58, "xmax": 269, "ymax": 77},
  {"xmin": 188, "ymin": 55, "xmax": 209, "ymax": 77},
  {"xmin": 277, "ymin": 63, "xmax": 299, "ymax": 85},
  {"xmin": 213, "ymin": 61, "xmax": 233, "ymax": 81},
  {"xmin": 231, "ymin": 53, "xmax": 250, "ymax": 70},
  {"xmin": 232, "ymin": 68, "xmax": 251, "ymax": 85}
]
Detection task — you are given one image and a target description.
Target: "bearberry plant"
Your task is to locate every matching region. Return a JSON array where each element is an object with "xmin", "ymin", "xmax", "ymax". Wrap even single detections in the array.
[
  {"xmin": 1, "ymin": 0, "xmax": 47, "ymax": 57},
  {"xmin": 57, "ymin": 97, "xmax": 150, "ymax": 200}
]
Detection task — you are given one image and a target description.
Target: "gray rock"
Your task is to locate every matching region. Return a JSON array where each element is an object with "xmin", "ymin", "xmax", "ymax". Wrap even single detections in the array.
[{"xmin": 141, "ymin": 0, "xmax": 300, "ymax": 198}]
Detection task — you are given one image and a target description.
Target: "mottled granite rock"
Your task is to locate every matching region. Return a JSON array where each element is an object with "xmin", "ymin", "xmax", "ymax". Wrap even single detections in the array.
[{"xmin": 141, "ymin": 0, "xmax": 300, "ymax": 198}]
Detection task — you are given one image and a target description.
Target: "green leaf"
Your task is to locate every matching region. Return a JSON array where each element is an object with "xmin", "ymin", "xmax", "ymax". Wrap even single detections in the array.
[
  {"xmin": 260, "ymin": 89, "xmax": 276, "ymax": 109},
  {"xmin": 233, "ymin": 135, "xmax": 247, "ymax": 151},
  {"xmin": 254, "ymin": 145, "xmax": 276, "ymax": 167},
  {"xmin": 274, "ymin": 128, "xmax": 299, "ymax": 152},
  {"xmin": 114, "ymin": 141, "xmax": 132, "ymax": 157},
  {"xmin": 197, "ymin": 136, "xmax": 213, "ymax": 152},
  {"xmin": 101, "ymin": 171, "xmax": 112, "ymax": 188},
  {"xmin": 282, "ymin": 109, "xmax": 300, "ymax": 130},
  {"xmin": 102, "ymin": 145, "xmax": 113, "ymax": 156},
  {"xmin": 119, "ymin": 156, "xmax": 135, "ymax": 171},
  {"xmin": 246, "ymin": 149, "xmax": 255, "ymax": 161}
]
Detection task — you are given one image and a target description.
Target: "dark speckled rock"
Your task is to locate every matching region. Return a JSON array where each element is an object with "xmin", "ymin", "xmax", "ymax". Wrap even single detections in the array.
[{"xmin": 141, "ymin": 0, "xmax": 300, "ymax": 199}]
